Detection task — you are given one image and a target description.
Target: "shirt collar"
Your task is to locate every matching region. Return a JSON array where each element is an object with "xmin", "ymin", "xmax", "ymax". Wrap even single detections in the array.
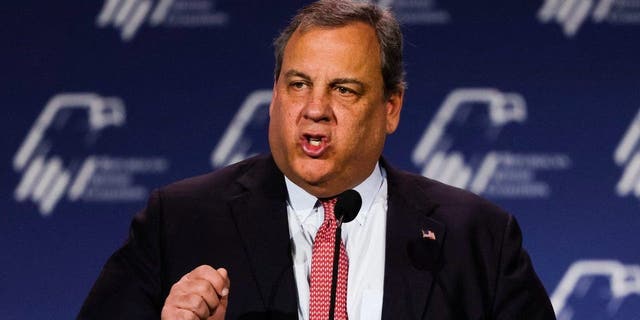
[{"xmin": 285, "ymin": 162, "xmax": 385, "ymax": 226}]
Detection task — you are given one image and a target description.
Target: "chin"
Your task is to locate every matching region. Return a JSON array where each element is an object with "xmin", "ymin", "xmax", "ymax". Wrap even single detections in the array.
[
  {"xmin": 294, "ymin": 162, "xmax": 332, "ymax": 185},
  {"xmin": 299, "ymin": 171, "xmax": 330, "ymax": 187}
]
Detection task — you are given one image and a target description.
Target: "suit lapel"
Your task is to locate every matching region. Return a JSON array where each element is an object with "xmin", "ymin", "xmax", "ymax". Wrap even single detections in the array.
[
  {"xmin": 381, "ymin": 160, "xmax": 446, "ymax": 320},
  {"xmin": 228, "ymin": 156, "xmax": 298, "ymax": 316}
]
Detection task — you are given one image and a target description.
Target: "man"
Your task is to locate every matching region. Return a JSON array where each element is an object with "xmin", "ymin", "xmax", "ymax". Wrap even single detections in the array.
[{"xmin": 79, "ymin": 1, "xmax": 556, "ymax": 319}]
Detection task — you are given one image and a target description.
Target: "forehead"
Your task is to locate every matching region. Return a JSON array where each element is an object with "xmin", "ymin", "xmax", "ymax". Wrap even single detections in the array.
[{"xmin": 282, "ymin": 22, "xmax": 382, "ymax": 79}]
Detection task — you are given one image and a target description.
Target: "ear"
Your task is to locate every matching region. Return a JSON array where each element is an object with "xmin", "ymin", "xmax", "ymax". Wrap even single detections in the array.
[{"xmin": 385, "ymin": 87, "xmax": 404, "ymax": 134}]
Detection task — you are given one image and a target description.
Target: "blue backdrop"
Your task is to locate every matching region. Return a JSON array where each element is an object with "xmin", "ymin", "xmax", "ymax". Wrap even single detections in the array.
[{"xmin": 2, "ymin": 0, "xmax": 639, "ymax": 319}]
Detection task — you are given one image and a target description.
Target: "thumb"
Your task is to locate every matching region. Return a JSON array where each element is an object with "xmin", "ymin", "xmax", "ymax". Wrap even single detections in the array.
[
  {"xmin": 209, "ymin": 268, "xmax": 229, "ymax": 320},
  {"xmin": 216, "ymin": 268, "xmax": 230, "ymax": 298}
]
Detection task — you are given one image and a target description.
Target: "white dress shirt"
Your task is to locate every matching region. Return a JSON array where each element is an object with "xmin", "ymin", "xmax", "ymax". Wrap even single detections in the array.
[{"xmin": 285, "ymin": 163, "xmax": 388, "ymax": 320}]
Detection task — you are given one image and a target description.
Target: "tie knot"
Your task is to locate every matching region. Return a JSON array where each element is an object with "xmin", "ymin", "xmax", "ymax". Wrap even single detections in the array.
[{"xmin": 319, "ymin": 198, "xmax": 337, "ymax": 222}]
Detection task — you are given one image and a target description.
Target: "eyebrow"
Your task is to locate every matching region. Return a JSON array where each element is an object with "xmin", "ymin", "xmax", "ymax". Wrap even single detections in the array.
[
  {"xmin": 283, "ymin": 69, "xmax": 311, "ymax": 81},
  {"xmin": 283, "ymin": 69, "xmax": 367, "ymax": 91}
]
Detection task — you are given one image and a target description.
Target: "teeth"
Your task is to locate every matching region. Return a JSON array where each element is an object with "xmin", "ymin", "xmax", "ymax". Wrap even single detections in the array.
[{"xmin": 309, "ymin": 138, "xmax": 321, "ymax": 146}]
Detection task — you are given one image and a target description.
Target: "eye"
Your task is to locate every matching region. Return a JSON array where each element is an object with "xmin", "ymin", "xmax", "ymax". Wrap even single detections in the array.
[
  {"xmin": 334, "ymin": 86, "xmax": 356, "ymax": 96},
  {"xmin": 290, "ymin": 81, "xmax": 308, "ymax": 90}
]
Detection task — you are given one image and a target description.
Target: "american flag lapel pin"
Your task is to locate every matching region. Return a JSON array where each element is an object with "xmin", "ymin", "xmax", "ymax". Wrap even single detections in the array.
[{"xmin": 421, "ymin": 228, "xmax": 436, "ymax": 240}]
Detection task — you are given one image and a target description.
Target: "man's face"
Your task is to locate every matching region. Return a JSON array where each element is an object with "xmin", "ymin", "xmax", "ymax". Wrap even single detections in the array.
[{"xmin": 269, "ymin": 22, "xmax": 403, "ymax": 197}]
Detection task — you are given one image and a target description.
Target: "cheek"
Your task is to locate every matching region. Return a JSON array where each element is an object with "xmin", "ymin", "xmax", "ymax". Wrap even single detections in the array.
[
  {"xmin": 364, "ymin": 111, "xmax": 389, "ymax": 152},
  {"xmin": 271, "ymin": 102, "xmax": 299, "ymax": 141},
  {"xmin": 356, "ymin": 106, "xmax": 387, "ymax": 134},
  {"xmin": 338, "ymin": 108, "xmax": 382, "ymax": 149}
]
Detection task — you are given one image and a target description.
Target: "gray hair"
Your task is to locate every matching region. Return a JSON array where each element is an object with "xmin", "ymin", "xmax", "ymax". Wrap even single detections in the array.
[{"xmin": 273, "ymin": 0, "xmax": 405, "ymax": 97}]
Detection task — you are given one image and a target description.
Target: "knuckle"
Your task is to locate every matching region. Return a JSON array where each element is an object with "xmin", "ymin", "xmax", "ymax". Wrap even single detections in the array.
[
  {"xmin": 161, "ymin": 307, "xmax": 194, "ymax": 320},
  {"xmin": 170, "ymin": 281, "xmax": 183, "ymax": 292},
  {"xmin": 196, "ymin": 298, "xmax": 210, "ymax": 315},
  {"xmin": 186, "ymin": 294, "xmax": 201, "ymax": 309},
  {"xmin": 190, "ymin": 280, "xmax": 214, "ymax": 298},
  {"xmin": 201, "ymin": 280, "xmax": 217, "ymax": 297},
  {"xmin": 177, "ymin": 308, "xmax": 198, "ymax": 320},
  {"xmin": 217, "ymin": 267, "xmax": 228, "ymax": 278},
  {"xmin": 176, "ymin": 294, "xmax": 208, "ymax": 318},
  {"xmin": 193, "ymin": 264, "xmax": 215, "ymax": 275},
  {"xmin": 209, "ymin": 274, "xmax": 224, "ymax": 289},
  {"xmin": 169, "ymin": 280, "xmax": 190, "ymax": 296}
]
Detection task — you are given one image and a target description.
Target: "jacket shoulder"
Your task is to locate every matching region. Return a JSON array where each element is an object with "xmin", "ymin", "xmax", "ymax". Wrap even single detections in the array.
[
  {"xmin": 388, "ymin": 166, "xmax": 511, "ymax": 225},
  {"xmin": 157, "ymin": 154, "xmax": 270, "ymax": 200}
]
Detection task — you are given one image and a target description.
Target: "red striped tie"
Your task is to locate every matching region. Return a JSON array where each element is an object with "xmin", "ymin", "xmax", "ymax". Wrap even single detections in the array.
[{"xmin": 309, "ymin": 198, "xmax": 349, "ymax": 320}]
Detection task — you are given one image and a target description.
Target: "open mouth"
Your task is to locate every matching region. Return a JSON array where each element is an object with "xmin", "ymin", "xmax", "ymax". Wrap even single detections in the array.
[{"xmin": 301, "ymin": 134, "xmax": 329, "ymax": 157}]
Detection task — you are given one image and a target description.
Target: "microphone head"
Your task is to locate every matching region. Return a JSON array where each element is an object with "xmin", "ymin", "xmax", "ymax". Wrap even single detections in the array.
[{"xmin": 335, "ymin": 189, "xmax": 362, "ymax": 224}]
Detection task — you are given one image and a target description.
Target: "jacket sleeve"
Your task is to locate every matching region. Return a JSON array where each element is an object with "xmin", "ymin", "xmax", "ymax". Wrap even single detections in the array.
[
  {"xmin": 492, "ymin": 214, "xmax": 556, "ymax": 320},
  {"xmin": 77, "ymin": 190, "xmax": 165, "ymax": 319}
]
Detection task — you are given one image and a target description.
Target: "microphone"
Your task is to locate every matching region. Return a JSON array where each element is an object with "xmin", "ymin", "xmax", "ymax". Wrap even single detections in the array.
[
  {"xmin": 334, "ymin": 189, "xmax": 361, "ymax": 225},
  {"xmin": 329, "ymin": 189, "xmax": 361, "ymax": 320}
]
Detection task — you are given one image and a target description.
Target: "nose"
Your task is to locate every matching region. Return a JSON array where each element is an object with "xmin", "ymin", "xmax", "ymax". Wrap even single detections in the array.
[{"xmin": 303, "ymin": 90, "xmax": 332, "ymax": 122}]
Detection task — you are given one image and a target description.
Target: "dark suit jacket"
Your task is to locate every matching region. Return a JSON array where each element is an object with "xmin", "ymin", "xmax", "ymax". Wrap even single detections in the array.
[{"xmin": 79, "ymin": 154, "xmax": 555, "ymax": 319}]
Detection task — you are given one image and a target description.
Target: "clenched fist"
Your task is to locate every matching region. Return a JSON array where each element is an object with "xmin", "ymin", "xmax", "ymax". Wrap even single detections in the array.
[{"xmin": 161, "ymin": 265, "xmax": 230, "ymax": 320}]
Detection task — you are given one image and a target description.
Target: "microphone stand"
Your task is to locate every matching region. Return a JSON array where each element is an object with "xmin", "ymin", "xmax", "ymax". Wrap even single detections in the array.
[
  {"xmin": 325, "ymin": 189, "xmax": 360, "ymax": 320},
  {"xmin": 328, "ymin": 218, "xmax": 343, "ymax": 320}
]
